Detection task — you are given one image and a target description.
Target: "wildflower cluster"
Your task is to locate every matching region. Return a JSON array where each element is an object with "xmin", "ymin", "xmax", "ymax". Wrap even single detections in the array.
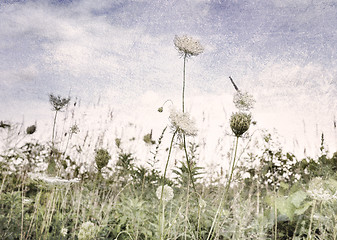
[
  {"xmin": 169, "ymin": 107, "xmax": 197, "ymax": 137},
  {"xmin": 173, "ymin": 35, "xmax": 204, "ymax": 57}
]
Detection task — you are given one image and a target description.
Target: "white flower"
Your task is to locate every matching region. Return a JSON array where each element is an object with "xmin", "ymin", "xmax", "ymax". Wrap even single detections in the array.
[
  {"xmin": 307, "ymin": 177, "xmax": 337, "ymax": 202},
  {"xmin": 78, "ymin": 221, "xmax": 96, "ymax": 240},
  {"xmin": 169, "ymin": 107, "xmax": 198, "ymax": 136},
  {"xmin": 233, "ymin": 91, "xmax": 255, "ymax": 111},
  {"xmin": 174, "ymin": 35, "xmax": 204, "ymax": 57},
  {"xmin": 61, "ymin": 227, "xmax": 68, "ymax": 237},
  {"xmin": 156, "ymin": 185, "xmax": 174, "ymax": 202}
]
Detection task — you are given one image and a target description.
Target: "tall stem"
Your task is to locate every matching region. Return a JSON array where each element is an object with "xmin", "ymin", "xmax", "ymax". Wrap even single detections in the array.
[
  {"xmin": 52, "ymin": 111, "xmax": 58, "ymax": 145},
  {"xmin": 206, "ymin": 136, "xmax": 239, "ymax": 240},
  {"xmin": 159, "ymin": 130, "xmax": 177, "ymax": 240},
  {"xmin": 183, "ymin": 134, "xmax": 197, "ymax": 193},
  {"xmin": 308, "ymin": 199, "xmax": 316, "ymax": 239},
  {"xmin": 182, "ymin": 53, "xmax": 187, "ymax": 113}
]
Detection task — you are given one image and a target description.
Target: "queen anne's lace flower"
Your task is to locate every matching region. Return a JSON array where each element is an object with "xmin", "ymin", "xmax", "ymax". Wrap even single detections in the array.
[
  {"xmin": 174, "ymin": 35, "xmax": 204, "ymax": 57},
  {"xmin": 169, "ymin": 107, "xmax": 198, "ymax": 136},
  {"xmin": 233, "ymin": 91, "xmax": 255, "ymax": 111},
  {"xmin": 156, "ymin": 185, "xmax": 174, "ymax": 202},
  {"xmin": 307, "ymin": 177, "xmax": 337, "ymax": 202},
  {"xmin": 78, "ymin": 221, "xmax": 96, "ymax": 240}
]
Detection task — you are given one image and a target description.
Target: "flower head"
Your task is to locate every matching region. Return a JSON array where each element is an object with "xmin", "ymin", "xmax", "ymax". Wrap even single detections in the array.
[
  {"xmin": 307, "ymin": 177, "xmax": 337, "ymax": 202},
  {"xmin": 49, "ymin": 94, "xmax": 70, "ymax": 112},
  {"xmin": 233, "ymin": 91, "xmax": 255, "ymax": 111},
  {"xmin": 156, "ymin": 185, "xmax": 174, "ymax": 202},
  {"xmin": 78, "ymin": 221, "xmax": 96, "ymax": 240},
  {"xmin": 169, "ymin": 107, "xmax": 197, "ymax": 136},
  {"xmin": 230, "ymin": 112, "xmax": 251, "ymax": 137},
  {"xmin": 174, "ymin": 35, "xmax": 204, "ymax": 57}
]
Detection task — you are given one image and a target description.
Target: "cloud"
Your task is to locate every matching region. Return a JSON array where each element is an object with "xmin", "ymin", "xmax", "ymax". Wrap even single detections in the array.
[{"xmin": 0, "ymin": 65, "xmax": 39, "ymax": 86}]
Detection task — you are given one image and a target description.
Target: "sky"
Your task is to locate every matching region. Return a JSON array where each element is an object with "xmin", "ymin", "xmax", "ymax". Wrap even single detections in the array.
[{"xmin": 1, "ymin": 0, "xmax": 337, "ymax": 165}]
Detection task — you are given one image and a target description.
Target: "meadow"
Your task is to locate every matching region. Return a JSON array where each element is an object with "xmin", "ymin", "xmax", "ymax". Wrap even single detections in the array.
[{"xmin": 1, "ymin": 35, "xmax": 337, "ymax": 240}]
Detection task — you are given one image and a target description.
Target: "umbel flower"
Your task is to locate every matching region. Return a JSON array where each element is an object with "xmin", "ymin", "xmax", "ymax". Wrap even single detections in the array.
[
  {"xmin": 307, "ymin": 177, "xmax": 337, "ymax": 202},
  {"xmin": 156, "ymin": 185, "xmax": 174, "ymax": 202},
  {"xmin": 169, "ymin": 107, "xmax": 197, "ymax": 136},
  {"xmin": 174, "ymin": 35, "xmax": 204, "ymax": 57},
  {"xmin": 233, "ymin": 91, "xmax": 255, "ymax": 111},
  {"xmin": 49, "ymin": 94, "xmax": 70, "ymax": 112},
  {"xmin": 230, "ymin": 112, "xmax": 251, "ymax": 137},
  {"xmin": 78, "ymin": 221, "xmax": 96, "ymax": 240}
]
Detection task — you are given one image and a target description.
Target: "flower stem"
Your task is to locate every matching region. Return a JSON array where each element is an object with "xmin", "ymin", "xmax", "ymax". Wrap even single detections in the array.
[
  {"xmin": 206, "ymin": 136, "xmax": 239, "ymax": 240},
  {"xmin": 182, "ymin": 53, "xmax": 187, "ymax": 113},
  {"xmin": 308, "ymin": 199, "xmax": 316, "ymax": 239},
  {"xmin": 159, "ymin": 130, "xmax": 177, "ymax": 240},
  {"xmin": 183, "ymin": 134, "xmax": 197, "ymax": 193},
  {"xmin": 52, "ymin": 111, "xmax": 58, "ymax": 145}
]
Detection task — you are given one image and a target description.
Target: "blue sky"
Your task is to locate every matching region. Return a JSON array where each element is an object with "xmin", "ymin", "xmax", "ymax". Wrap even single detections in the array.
[{"xmin": 1, "ymin": 0, "xmax": 337, "ymax": 158}]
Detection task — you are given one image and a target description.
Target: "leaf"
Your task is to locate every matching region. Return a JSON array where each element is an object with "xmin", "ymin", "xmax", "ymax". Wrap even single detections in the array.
[
  {"xmin": 289, "ymin": 190, "xmax": 308, "ymax": 208},
  {"xmin": 294, "ymin": 201, "xmax": 313, "ymax": 216},
  {"xmin": 275, "ymin": 196, "xmax": 295, "ymax": 221}
]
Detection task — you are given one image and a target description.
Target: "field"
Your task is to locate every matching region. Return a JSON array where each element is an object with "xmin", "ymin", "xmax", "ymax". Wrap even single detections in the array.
[{"xmin": 1, "ymin": 35, "xmax": 337, "ymax": 240}]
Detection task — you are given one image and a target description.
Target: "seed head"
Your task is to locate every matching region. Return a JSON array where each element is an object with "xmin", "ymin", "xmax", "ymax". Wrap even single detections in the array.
[
  {"xmin": 174, "ymin": 35, "xmax": 204, "ymax": 57},
  {"xmin": 230, "ymin": 112, "xmax": 251, "ymax": 137}
]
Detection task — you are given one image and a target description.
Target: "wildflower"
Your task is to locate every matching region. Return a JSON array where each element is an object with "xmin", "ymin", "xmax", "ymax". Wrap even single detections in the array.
[
  {"xmin": 70, "ymin": 124, "xmax": 80, "ymax": 134},
  {"xmin": 60, "ymin": 227, "xmax": 68, "ymax": 237},
  {"xmin": 230, "ymin": 112, "xmax": 251, "ymax": 137},
  {"xmin": 233, "ymin": 91, "xmax": 255, "ymax": 111},
  {"xmin": 307, "ymin": 177, "xmax": 337, "ymax": 202},
  {"xmin": 156, "ymin": 185, "xmax": 174, "ymax": 202},
  {"xmin": 78, "ymin": 221, "xmax": 96, "ymax": 240},
  {"xmin": 174, "ymin": 35, "xmax": 204, "ymax": 57},
  {"xmin": 49, "ymin": 94, "xmax": 70, "ymax": 112},
  {"xmin": 169, "ymin": 107, "xmax": 197, "ymax": 136}
]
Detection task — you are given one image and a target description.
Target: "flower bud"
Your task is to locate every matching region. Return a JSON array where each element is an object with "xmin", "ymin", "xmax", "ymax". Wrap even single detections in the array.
[{"xmin": 230, "ymin": 112, "xmax": 251, "ymax": 137}]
